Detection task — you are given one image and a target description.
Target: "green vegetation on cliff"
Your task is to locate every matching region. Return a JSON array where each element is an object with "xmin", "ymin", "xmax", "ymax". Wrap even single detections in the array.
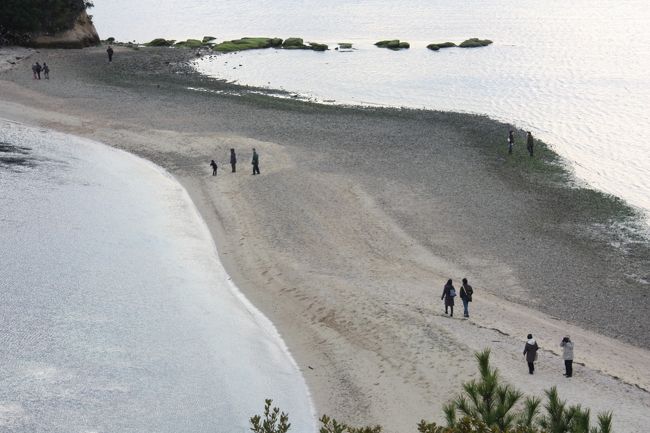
[{"xmin": 0, "ymin": 0, "xmax": 91, "ymax": 36}]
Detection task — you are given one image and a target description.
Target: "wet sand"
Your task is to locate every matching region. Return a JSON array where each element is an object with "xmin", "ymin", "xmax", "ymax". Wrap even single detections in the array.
[{"xmin": 1, "ymin": 46, "xmax": 649, "ymax": 432}]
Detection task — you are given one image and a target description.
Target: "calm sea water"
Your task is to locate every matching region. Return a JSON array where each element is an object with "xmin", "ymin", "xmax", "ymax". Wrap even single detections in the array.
[
  {"xmin": 0, "ymin": 120, "xmax": 315, "ymax": 432},
  {"xmin": 92, "ymin": 0, "xmax": 650, "ymax": 221}
]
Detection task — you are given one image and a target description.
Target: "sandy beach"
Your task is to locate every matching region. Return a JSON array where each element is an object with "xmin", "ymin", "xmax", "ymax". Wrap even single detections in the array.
[{"xmin": 1, "ymin": 46, "xmax": 649, "ymax": 432}]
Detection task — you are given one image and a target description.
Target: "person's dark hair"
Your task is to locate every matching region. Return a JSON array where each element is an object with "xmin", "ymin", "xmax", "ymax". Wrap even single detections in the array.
[
  {"xmin": 231, "ymin": 148, "xmax": 234, "ymax": 152},
  {"xmin": 446, "ymin": 279, "xmax": 452, "ymax": 285},
  {"xmin": 462, "ymin": 278, "xmax": 467, "ymax": 284},
  {"xmin": 527, "ymin": 334, "xmax": 533, "ymax": 339}
]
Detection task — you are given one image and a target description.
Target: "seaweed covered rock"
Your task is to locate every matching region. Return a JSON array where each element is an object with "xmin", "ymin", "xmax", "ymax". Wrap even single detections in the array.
[
  {"xmin": 427, "ymin": 41, "xmax": 456, "ymax": 51},
  {"xmin": 282, "ymin": 37, "xmax": 308, "ymax": 49},
  {"xmin": 459, "ymin": 38, "xmax": 492, "ymax": 48},
  {"xmin": 337, "ymin": 42, "xmax": 352, "ymax": 49},
  {"xmin": 213, "ymin": 37, "xmax": 282, "ymax": 53},
  {"xmin": 146, "ymin": 38, "xmax": 175, "ymax": 47},
  {"xmin": 309, "ymin": 42, "xmax": 328, "ymax": 51},
  {"xmin": 375, "ymin": 39, "xmax": 409, "ymax": 50},
  {"xmin": 175, "ymin": 39, "xmax": 203, "ymax": 49},
  {"xmin": 202, "ymin": 36, "xmax": 216, "ymax": 43}
]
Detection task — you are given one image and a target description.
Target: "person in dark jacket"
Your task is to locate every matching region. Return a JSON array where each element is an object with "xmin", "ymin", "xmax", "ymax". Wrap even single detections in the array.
[
  {"xmin": 107, "ymin": 46, "xmax": 114, "ymax": 62},
  {"xmin": 508, "ymin": 129, "xmax": 515, "ymax": 155},
  {"xmin": 42, "ymin": 62, "xmax": 50, "ymax": 80},
  {"xmin": 526, "ymin": 131, "xmax": 534, "ymax": 157},
  {"xmin": 441, "ymin": 279, "xmax": 456, "ymax": 317},
  {"xmin": 459, "ymin": 278, "xmax": 473, "ymax": 318},
  {"xmin": 210, "ymin": 159, "xmax": 218, "ymax": 176},
  {"xmin": 35, "ymin": 62, "xmax": 42, "ymax": 80},
  {"xmin": 560, "ymin": 336, "xmax": 574, "ymax": 377},
  {"xmin": 523, "ymin": 334, "xmax": 539, "ymax": 374},
  {"xmin": 230, "ymin": 148, "xmax": 237, "ymax": 172},
  {"xmin": 251, "ymin": 148, "xmax": 260, "ymax": 175},
  {"xmin": 31, "ymin": 63, "xmax": 38, "ymax": 79}
]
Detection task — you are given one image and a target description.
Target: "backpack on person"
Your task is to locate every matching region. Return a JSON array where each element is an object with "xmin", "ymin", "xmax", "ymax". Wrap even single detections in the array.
[
  {"xmin": 449, "ymin": 288, "xmax": 456, "ymax": 297},
  {"xmin": 466, "ymin": 286, "xmax": 473, "ymax": 301}
]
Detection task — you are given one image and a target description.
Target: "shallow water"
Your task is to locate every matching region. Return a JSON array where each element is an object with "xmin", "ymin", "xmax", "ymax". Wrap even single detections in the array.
[
  {"xmin": 92, "ymin": 0, "xmax": 650, "ymax": 220},
  {"xmin": 0, "ymin": 120, "xmax": 315, "ymax": 432}
]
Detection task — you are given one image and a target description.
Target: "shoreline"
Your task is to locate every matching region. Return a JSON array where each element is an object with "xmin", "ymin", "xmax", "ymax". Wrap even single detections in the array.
[{"xmin": 1, "ymin": 46, "xmax": 649, "ymax": 432}]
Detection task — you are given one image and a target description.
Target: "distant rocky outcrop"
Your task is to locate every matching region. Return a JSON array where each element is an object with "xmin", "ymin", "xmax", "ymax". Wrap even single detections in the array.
[
  {"xmin": 427, "ymin": 42, "xmax": 456, "ymax": 51},
  {"xmin": 28, "ymin": 11, "xmax": 99, "ymax": 48},
  {"xmin": 375, "ymin": 40, "xmax": 409, "ymax": 50},
  {"xmin": 459, "ymin": 38, "xmax": 492, "ymax": 48}
]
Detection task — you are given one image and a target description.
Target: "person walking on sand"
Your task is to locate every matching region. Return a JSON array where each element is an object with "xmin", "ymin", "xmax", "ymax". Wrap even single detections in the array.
[
  {"xmin": 508, "ymin": 129, "xmax": 515, "ymax": 155},
  {"xmin": 43, "ymin": 62, "xmax": 50, "ymax": 80},
  {"xmin": 31, "ymin": 63, "xmax": 38, "ymax": 79},
  {"xmin": 107, "ymin": 46, "xmax": 114, "ymax": 62},
  {"xmin": 560, "ymin": 336, "xmax": 574, "ymax": 377},
  {"xmin": 459, "ymin": 277, "xmax": 473, "ymax": 318},
  {"xmin": 526, "ymin": 131, "xmax": 534, "ymax": 157},
  {"xmin": 35, "ymin": 62, "xmax": 42, "ymax": 80},
  {"xmin": 230, "ymin": 148, "xmax": 237, "ymax": 173},
  {"xmin": 441, "ymin": 279, "xmax": 456, "ymax": 317},
  {"xmin": 523, "ymin": 334, "xmax": 539, "ymax": 374},
  {"xmin": 251, "ymin": 148, "xmax": 260, "ymax": 175},
  {"xmin": 210, "ymin": 159, "xmax": 218, "ymax": 176}
]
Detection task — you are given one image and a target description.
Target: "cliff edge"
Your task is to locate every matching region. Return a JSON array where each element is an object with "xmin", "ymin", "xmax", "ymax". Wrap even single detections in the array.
[{"xmin": 29, "ymin": 11, "xmax": 99, "ymax": 48}]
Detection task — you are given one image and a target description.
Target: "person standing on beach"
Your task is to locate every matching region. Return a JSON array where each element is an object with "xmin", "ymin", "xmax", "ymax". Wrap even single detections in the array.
[
  {"xmin": 526, "ymin": 131, "xmax": 534, "ymax": 157},
  {"xmin": 35, "ymin": 62, "xmax": 42, "ymax": 80},
  {"xmin": 252, "ymin": 148, "xmax": 260, "ymax": 175},
  {"xmin": 210, "ymin": 159, "xmax": 218, "ymax": 176},
  {"xmin": 523, "ymin": 334, "xmax": 539, "ymax": 374},
  {"xmin": 560, "ymin": 336, "xmax": 574, "ymax": 377},
  {"xmin": 459, "ymin": 278, "xmax": 473, "ymax": 318},
  {"xmin": 508, "ymin": 129, "xmax": 515, "ymax": 155},
  {"xmin": 31, "ymin": 63, "xmax": 38, "ymax": 79},
  {"xmin": 107, "ymin": 46, "xmax": 114, "ymax": 62},
  {"xmin": 441, "ymin": 279, "xmax": 456, "ymax": 317},
  {"xmin": 230, "ymin": 148, "xmax": 237, "ymax": 173},
  {"xmin": 43, "ymin": 63, "xmax": 50, "ymax": 80}
]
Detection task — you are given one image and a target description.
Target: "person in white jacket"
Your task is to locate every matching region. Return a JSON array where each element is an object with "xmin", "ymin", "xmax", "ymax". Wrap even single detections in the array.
[{"xmin": 560, "ymin": 336, "xmax": 574, "ymax": 377}]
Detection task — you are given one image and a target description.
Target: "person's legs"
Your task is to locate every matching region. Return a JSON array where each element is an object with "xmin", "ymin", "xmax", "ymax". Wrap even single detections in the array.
[
  {"xmin": 449, "ymin": 305, "xmax": 453, "ymax": 317},
  {"xmin": 462, "ymin": 299, "xmax": 469, "ymax": 317},
  {"xmin": 444, "ymin": 305, "xmax": 448, "ymax": 315},
  {"xmin": 528, "ymin": 362, "xmax": 534, "ymax": 374},
  {"xmin": 565, "ymin": 360, "xmax": 573, "ymax": 377},
  {"xmin": 231, "ymin": 163, "xmax": 236, "ymax": 173}
]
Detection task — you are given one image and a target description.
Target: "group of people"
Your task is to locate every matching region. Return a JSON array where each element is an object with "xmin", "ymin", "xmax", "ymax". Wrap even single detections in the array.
[
  {"xmin": 523, "ymin": 334, "xmax": 574, "ymax": 377},
  {"xmin": 440, "ymin": 279, "xmax": 575, "ymax": 378},
  {"xmin": 508, "ymin": 129, "xmax": 535, "ymax": 157},
  {"xmin": 31, "ymin": 62, "xmax": 50, "ymax": 80},
  {"xmin": 210, "ymin": 148, "xmax": 260, "ymax": 176},
  {"xmin": 441, "ymin": 278, "xmax": 473, "ymax": 318}
]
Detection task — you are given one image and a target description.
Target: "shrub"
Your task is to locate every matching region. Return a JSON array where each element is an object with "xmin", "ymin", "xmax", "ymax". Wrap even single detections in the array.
[
  {"xmin": 459, "ymin": 38, "xmax": 493, "ymax": 48},
  {"xmin": 250, "ymin": 399, "xmax": 291, "ymax": 433}
]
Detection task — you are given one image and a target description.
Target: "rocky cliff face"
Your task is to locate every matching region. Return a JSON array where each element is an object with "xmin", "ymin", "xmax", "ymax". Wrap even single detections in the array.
[{"xmin": 29, "ymin": 11, "xmax": 99, "ymax": 48}]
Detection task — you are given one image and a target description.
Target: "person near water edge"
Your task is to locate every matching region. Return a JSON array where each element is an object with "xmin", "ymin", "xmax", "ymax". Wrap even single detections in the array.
[
  {"xmin": 230, "ymin": 148, "xmax": 237, "ymax": 173},
  {"xmin": 252, "ymin": 148, "xmax": 260, "ymax": 175},
  {"xmin": 107, "ymin": 46, "xmax": 114, "ymax": 62},
  {"xmin": 210, "ymin": 159, "xmax": 218, "ymax": 176}
]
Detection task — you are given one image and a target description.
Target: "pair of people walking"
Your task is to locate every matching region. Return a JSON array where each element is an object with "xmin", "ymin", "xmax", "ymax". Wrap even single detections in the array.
[
  {"xmin": 31, "ymin": 62, "xmax": 49, "ymax": 80},
  {"xmin": 208, "ymin": 148, "xmax": 259, "ymax": 176},
  {"xmin": 441, "ymin": 278, "xmax": 473, "ymax": 318},
  {"xmin": 523, "ymin": 334, "xmax": 574, "ymax": 377},
  {"xmin": 507, "ymin": 129, "xmax": 535, "ymax": 157}
]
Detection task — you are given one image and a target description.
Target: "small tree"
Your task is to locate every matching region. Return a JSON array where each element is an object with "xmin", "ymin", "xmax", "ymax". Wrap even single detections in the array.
[
  {"xmin": 538, "ymin": 387, "xmax": 612, "ymax": 433},
  {"xmin": 447, "ymin": 350, "xmax": 524, "ymax": 431},
  {"xmin": 250, "ymin": 399, "xmax": 291, "ymax": 433},
  {"xmin": 319, "ymin": 414, "xmax": 382, "ymax": 433}
]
